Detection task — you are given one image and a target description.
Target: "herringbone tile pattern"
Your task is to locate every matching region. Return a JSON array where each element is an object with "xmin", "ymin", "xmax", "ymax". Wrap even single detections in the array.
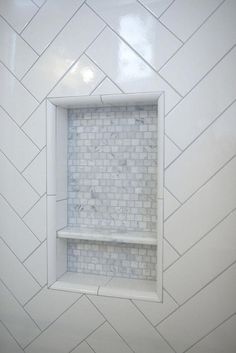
[{"xmin": 0, "ymin": 0, "xmax": 236, "ymax": 352}]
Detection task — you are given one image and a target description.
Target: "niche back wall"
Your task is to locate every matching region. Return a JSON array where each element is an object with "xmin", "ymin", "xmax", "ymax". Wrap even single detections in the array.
[{"xmin": 0, "ymin": 1, "xmax": 236, "ymax": 353}]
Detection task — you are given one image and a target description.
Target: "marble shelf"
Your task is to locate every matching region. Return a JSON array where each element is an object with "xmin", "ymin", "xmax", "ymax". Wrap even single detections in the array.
[{"xmin": 57, "ymin": 226, "xmax": 157, "ymax": 245}]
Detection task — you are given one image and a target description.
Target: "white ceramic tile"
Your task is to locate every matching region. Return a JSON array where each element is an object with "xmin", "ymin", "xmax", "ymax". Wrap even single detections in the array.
[
  {"xmin": 165, "ymin": 46, "xmax": 236, "ymax": 149},
  {"xmin": 160, "ymin": 0, "xmax": 236, "ymax": 95},
  {"xmin": 0, "ymin": 0, "xmax": 38, "ymax": 33},
  {"xmin": 134, "ymin": 290, "xmax": 178, "ymax": 326},
  {"xmin": 160, "ymin": 0, "xmax": 223, "ymax": 41},
  {"xmin": 50, "ymin": 55, "xmax": 105, "ymax": 97},
  {"xmin": 24, "ymin": 241, "xmax": 47, "ymax": 287},
  {"xmin": 22, "ymin": 5, "xmax": 105, "ymax": 101},
  {"xmin": 164, "ymin": 188, "xmax": 181, "ymax": 219},
  {"xmin": 0, "ymin": 238, "xmax": 40, "ymax": 305},
  {"xmin": 164, "ymin": 210, "xmax": 236, "ymax": 304},
  {"xmin": 165, "ymin": 135, "xmax": 182, "ymax": 168},
  {"xmin": 0, "ymin": 322, "xmax": 24, "ymax": 353},
  {"xmin": 165, "ymin": 157, "xmax": 236, "ymax": 254},
  {"xmin": 139, "ymin": 0, "xmax": 174, "ymax": 18},
  {"xmin": 22, "ymin": 102, "xmax": 46, "ymax": 148},
  {"xmin": 23, "ymin": 195, "xmax": 47, "ymax": 242},
  {"xmin": 23, "ymin": 148, "xmax": 46, "ymax": 196},
  {"xmin": 25, "ymin": 286, "xmax": 80, "ymax": 330},
  {"xmin": 0, "ymin": 63, "xmax": 38, "ymax": 125},
  {"xmin": 163, "ymin": 239, "xmax": 179, "ymax": 270},
  {"xmin": 92, "ymin": 77, "xmax": 122, "ymax": 95},
  {"xmin": 89, "ymin": 295, "xmax": 174, "ymax": 353},
  {"xmin": 0, "ymin": 195, "xmax": 39, "ymax": 262},
  {"xmin": 33, "ymin": 0, "xmax": 46, "ymax": 7},
  {"xmin": 165, "ymin": 102, "xmax": 236, "ymax": 202},
  {"xmin": 22, "ymin": 0, "xmax": 85, "ymax": 54},
  {"xmin": 0, "ymin": 17, "xmax": 38, "ymax": 79},
  {"xmin": 25, "ymin": 296, "xmax": 104, "ymax": 353},
  {"xmin": 0, "ymin": 152, "xmax": 39, "ymax": 217},
  {"xmin": 87, "ymin": 322, "xmax": 133, "ymax": 353},
  {"xmin": 0, "ymin": 107, "xmax": 39, "ymax": 172},
  {"xmin": 56, "ymin": 200, "xmax": 67, "ymax": 230},
  {"xmin": 87, "ymin": 28, "xmax": 181, "ymax": 113},
  {"xmin": 158, "ymin": 264, "xmax": 236, "ymax": 353},
  {"xmin": 56, "ymin": 106, "xmax": 67, "ymax": 200},
  {"xmin": 87, "ymin": 0, "xmax": 181, "ymax": 70},
  {"xmin": 71, "ymin": 342, "xmax": 94, "ymax": 353},
  {"xmin": 0, "ymin": 281, "xmax": 40, "ymax": 348},
  {"xmin": 186, "ymin": 315, "xmax": 236, "ymax": 353}
]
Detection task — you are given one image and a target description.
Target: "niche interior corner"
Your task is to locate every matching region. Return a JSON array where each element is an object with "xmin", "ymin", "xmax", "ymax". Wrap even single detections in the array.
[{"xmin": 46, "ymin": 92, "xmax": 164, "ymax": 302}]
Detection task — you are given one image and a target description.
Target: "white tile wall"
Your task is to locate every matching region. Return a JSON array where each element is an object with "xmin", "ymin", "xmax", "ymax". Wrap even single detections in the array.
[{"xmin": 0, "ymin": 1, "xmax": 236, "ymax": 352}]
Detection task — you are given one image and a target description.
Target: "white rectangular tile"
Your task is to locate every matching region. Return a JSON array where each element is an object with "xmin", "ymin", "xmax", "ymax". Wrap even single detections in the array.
[
  {"xmin": 50, "ymin": 55, "xmax": 105, "ymax": 97},
  {"xmin": 71, "ymin": 342, "xmax": 94, "ymax": 353},
  {"xmin": 0, "ymin": 0, "xmax": 38, "ymax": 33},
  {"xmin": 160, "ymin": 0, "xmax": 223, "ymax": 41},
  {"xmin": 165, "ymin": 46, "xmax": 236, "ymax": 149},
  {"xmin": 0, "ymin": 281, "xmax": 40, "ymax": 348},
  {"xmin": 87, "ymin": 322, "xmax": 133, "ymax": 353},
  {"xmin": 92, "ymin": 77, "xmax": 122, "ymax": 95},
  {"xmin": 0, "ymin": 195, "xmax": 39, "ymax": 261},
  {"xmin": 160, "ymin": 0, "xmax": 236, "ymax": 95},
  {"xmin": 0, "ymin": 107, "xmax": 39, "ymax": 172},
  {"xmin": 22, "ymin": 101, "xmax": 46, "ymax": 149},
  {"xmin": 23, "ymin": 195, "xmax": 47, "ymax": 242},
  {"xmin": 22, "ymin": 5, "xmax": 105, "ymax": 101},
  {"xmin": 56, "ymin": 106, "xmax": 67, "ymax": 200},
  {"xmin": 0, "ymin": 322, "xmax": 24, "ymax": 353},
  {"xmin": 56, "ymin": 200, "xmax": 67, "ymax": 230},
  {"xmin": 24, "ymin": 242, "xmax": 47, "ymax": 287},
  {"xmin": 0, "ymin": 17, "xmax": 38, "ymax": 79},
  {"xmin": 89, "ymin": 295, "xmax": 174, "ymax": 353},
  {"xmin": 87, "ymin": 0, "xmax": 181, "ymax": 70},
  {"xmin": 158, "ymin": 264, "xmax": 236, "ymax": 353},
  {"xmin": 86, "ymin": 27, "xmax": 181, "ymax": 113},
  {"xmin": 0, "ymin": 238, "xmax": 40, "ymax": 305},
  {"xmin": 165, "ymin": 135, "xmax": 181, "ymax": 168},
  {"xmin": 0, "ymin": 152, "xmax": 39, "ymax": 217},
  {"xmin": 0, "ymin": 63, "xmax": 38, "ymax": 125},
  {"xmin": 187, "ymin": 315, "xmax": 236, "ymax": 353},
  {"xmin": 164, "ymin": 210, "xmax": 236, "ymax": 304},
  {"xmin": 139, "ymin": 0, "xmax": 174, "ymax": 18},
  {"xmin": 163, "ymin": 239, "xmax": 179, "ymax": 270},
  {"xmin": 25, "ymin": 296, "xmax": 104, "ymax": 353},
  {"xmin": 165, "ymin": 158, "xmax": 236, "ymax": 254},
  {"xmin": 25, "ymin": 286, "xmax": 80, "ymax": 330},
  {"xmin": 134, "ymin": 290, "xmax": 178, "ymax": 326},
  {"xmin": 165, "ymin": 102, "xmax": 236, "ymax": 202},
  {"xmin": 23, "ymin": 148, "xmax": 46, "ymax": 196},
  {"xmin": 164, "ymin": 188, "xmax": 181, "ymax": 220},
  {"xmin": 22, "ymin": 0, "xmax": 84, "ymax": 54}
]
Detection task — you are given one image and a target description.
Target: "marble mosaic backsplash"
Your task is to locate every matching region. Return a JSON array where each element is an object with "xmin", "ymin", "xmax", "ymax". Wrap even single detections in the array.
[
  {"xmin": 68, "ymin": 239, "xmax": 157, "ymax": 281},
  {"xmin": 67, "ymin": 104, "xmax": 158, "ymax": 233}
]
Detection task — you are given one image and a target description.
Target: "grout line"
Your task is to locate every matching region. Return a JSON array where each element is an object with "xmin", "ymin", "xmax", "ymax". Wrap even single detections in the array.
[
  {"xmin": 21, "ymin": 192, "xmax": 46, "ymax": 220},
  {"xmin": 162, "ymin": 287, "xmax": 180, "ymax": 307},
  {"xmin": 21, "ymin": 99, "xmax": 44, "ymax": 130},
  {"xmin": 20, "ymin": 145, "xmax": 44, "ymax": 174},
  {"xmin": 163, "ymin": 185, "xmax": 182, "ymax": 205},
  {"xmin": 23, "ymin": 294, "xmax": 84, "ymax": 350},
  {"xmin": 164, "ymin": 154, "xmax": 236, "ymax": 223},
  {"xmin": 183, "ymin": 313, "xmax": 236, "ymax": 353},
  {"xmin": 0, "ymin": 236, "xmax": 43, "ymax": 288},
  {"xmin": 131, "ymin": 300, "xmax": 177, "ymax": 353},
  {"xmin": 164, "ymin": 207, "xmax": 236, "ymax": 273},
  {"xmin": 85, "ymin": 2, "xmax": 183, "ymax": 98},
  {"xmin": 23, "ymin": 239, "xmax": 46, "ymax": 264},
  {"xmin": 165, "ymin": 97, "xmax": 236, "ymax": 170},
  {"xmin": 30, "ymin": 0, "xmax": 40, "ymax": 8},
  {"xmin": 157, "ymin": 0, "xmax": 227, "ymax": 74},
  {"xmin": 156, "ymin": 260, "xmax": 236, "ymax": 328},
  {"xmin": 0, "ymin": 277, "xmax": 42, "ymax": 332},
  {"xmin": 85, "ymin": 340, "xmax": 97, "ymax": 353},
  {"xmin": 86, "ymin": 295, "xmax": 136, "ymax": 353},
  {"xmin": 164, "ymin": 41, "xmax": 236, "ymax": 118},
  {"xmin": 163, "ymin": 236, "xmax": 181, "ymax": 257},
  {"xmin": 19, "ymin": 2, "xmax": 42, "ymax": 35},
  {"xmin": 89, "ymin": 75, "xmax": 107, "ymax": 95},
  {"xmin": 164, "ymin": 133, "xmax": 182, "ymax": 152},
  {"xmin": 0, "ymin": 318, "xmax": 25, "ymax": 351},
  {"xmin": 157, "ymin": 0, "xmax": 176, "ymax": 19}
]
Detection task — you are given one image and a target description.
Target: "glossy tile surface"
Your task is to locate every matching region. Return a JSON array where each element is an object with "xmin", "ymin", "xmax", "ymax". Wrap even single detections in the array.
[
  {"xmin": 23, "ymin": 148, "xmax": 46, "ymax": 196},
  {"xmin": 139, "ymin": 0, "xmax": 174, "ymax": 18},
  {"xmin": 22, "ymin": 5, "xmax": 105, "ymax": 101},
  {"xmin": 87, "ymin": 0, "xmax": 182, "ymax": 70},
  {"xmin": 22, "ymin": 102, "xmax": 46, "ymax": 149},
  {"xmin": 22, "ymin": 0, "xmax": 85, "ymax": 54},
  {"xmin": 23, "ymin": 195, "xmax": 47, "ymax": 242},
  {"xmin": 160, "ymin": 0, "xmax": 236, "ymax": 95},
  {"xmin": 24, "ymin": 241, "xmax": 47, "ymax": 287},
  {"xmin": 0, "ymin": 322, "xmax": 24, "ymax": 353}
]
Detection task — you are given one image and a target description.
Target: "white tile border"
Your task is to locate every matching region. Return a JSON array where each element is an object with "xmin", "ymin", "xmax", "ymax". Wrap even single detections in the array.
[{"xmin": 46, "ymin": 92, "xmax": 164, "ymax": 302}]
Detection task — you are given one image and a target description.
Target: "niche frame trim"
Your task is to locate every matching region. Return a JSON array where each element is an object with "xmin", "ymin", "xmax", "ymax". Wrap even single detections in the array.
[{"xmin": 46, "ymin": 92, "xmax": 164, "ymax": 302}]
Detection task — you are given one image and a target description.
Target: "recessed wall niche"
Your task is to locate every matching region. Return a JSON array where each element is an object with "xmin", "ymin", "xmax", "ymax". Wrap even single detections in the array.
[{"xmin": 47, "ymin": 93, "xmax": 164, "ymax": 302}]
